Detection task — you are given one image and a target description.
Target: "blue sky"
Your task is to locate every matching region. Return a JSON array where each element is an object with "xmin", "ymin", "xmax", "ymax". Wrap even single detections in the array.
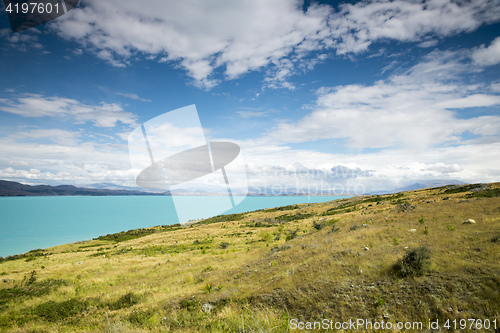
[{"xmin": 0, "ymin": 0, "xmax": 499, "ymax": 194}]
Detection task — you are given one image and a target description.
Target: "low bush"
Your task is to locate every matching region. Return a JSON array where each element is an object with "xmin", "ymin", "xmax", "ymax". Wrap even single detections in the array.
[
  {"xmin": 349, "ymin": 223, "xmax": 360, "ymax": 231},
  {"xmin": 397, "ymin": 202, "xmax": 415, "ymax": 213},
  {"xmin": 393, "ymin": 246, "xmax": 431, "ymax": 277},
  {"xmin": 285, "ymin": 228, "xmax": 300, "ymax": 241},
  {"xmin": 34, "ymin": 298, "xmax": 88, "ymax": 322},
  {"xmin": 109, "ymin": 291, "xmax": 141, "ymax": 310}
]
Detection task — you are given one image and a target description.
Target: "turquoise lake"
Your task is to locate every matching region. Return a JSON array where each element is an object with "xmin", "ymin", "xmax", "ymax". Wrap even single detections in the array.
[{"xmin": 0, "ymin": 195, "xmax": 348, "ymax": 257}]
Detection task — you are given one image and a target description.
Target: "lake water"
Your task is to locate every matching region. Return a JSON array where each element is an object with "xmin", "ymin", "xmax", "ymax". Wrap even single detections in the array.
[{"xmin": 0, "ymin": 195, "xmax": 348, "ymax": 257}]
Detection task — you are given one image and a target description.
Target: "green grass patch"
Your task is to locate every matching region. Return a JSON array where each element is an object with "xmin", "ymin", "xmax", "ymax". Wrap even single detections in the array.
[{"xmin": 93, "ymin": 224, "xmax": 183, "ymax": 243}]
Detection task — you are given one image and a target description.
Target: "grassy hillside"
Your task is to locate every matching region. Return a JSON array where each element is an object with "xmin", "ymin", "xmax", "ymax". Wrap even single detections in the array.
[{"xmin": 1, "ymin": 183, "xmax": 499, "ymax": 332}]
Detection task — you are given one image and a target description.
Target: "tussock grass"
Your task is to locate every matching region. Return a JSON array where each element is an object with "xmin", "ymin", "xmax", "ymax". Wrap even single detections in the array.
[{"xmin": 1, "ymin": 183, "xmax": 499, "ymax": 332}]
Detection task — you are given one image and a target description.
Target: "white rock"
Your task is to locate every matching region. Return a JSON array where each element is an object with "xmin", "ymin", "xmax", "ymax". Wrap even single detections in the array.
[
  {"xmin": 409, "ymin": 229, "xmax": 416, "ymax": 232},
  {"xmin": 463, "ymin": 219, "xmax": 476, "ymax": 224},
  {"xmin": 202, "ymin": 303, "xmax": 213, "ymax": 313}
]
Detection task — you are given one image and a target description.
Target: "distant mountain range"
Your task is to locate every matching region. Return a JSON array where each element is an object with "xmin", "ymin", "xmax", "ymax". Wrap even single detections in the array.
[
  {"xmin": 0, "ymin": 179, "xmax": 468, "ymax": 197},
  {"xmin": 0, "ymin": 180, "xmax": 167, "ymax": 197},
  {"xmin": 371, "ymin": 180, "xmax": 466, "ymax": 195}
]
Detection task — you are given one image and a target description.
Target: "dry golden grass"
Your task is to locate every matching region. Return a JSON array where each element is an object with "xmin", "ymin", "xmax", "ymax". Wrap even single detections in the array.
[{"xmin": 0, "ymin": 183, "xmax": 499, "ymax": 332}]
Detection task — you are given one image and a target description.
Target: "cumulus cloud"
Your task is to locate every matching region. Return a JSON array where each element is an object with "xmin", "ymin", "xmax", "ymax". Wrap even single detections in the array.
[
  {"xmin": 0, "ymin": 94, "xmax": 137, "ymax": 127},
  {"xmin": 238, "ymin": 138, "xmax": 500, "ymax": 194},
  {"xmin": 267, "ymin": 50, "xmax": 500, "ymax": 149},
  {"xmin": 472, "ymin": 36, "xmax": 500, "ymax": 66},
  {"xmin": 0, "ymin": 131, "xmax": 134, "ymax": 186},
  {"xmin": 49, "ymin": 0, "xmax": 500, "ymax": 89},
  {"xmin": 51, "ymin": 0, "xmax": 331, "ymax": 89},
  {"xmin": 328, "ymin": 0, "xmax": 500, "ymax": 55}
]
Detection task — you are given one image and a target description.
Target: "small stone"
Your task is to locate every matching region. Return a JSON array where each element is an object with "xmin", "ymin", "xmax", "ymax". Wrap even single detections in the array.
[
  {"xmin": 2, "ymin": 278, "xmax": 10, "ymax": 283},
  {"xmin": 463, "ymin": 219, "xmax": 476, "ymax": 224},
  {"xmin": 201, "ymin": 303, "xmax": 213, "ymax": 313},
  {"xmin": 409, "ymin": 229, "xmax": 416, "ymax": 232},
  {"xmin": 363, "ymin": 247, "xmax": 369, "ymax": 251},
  {"xmin": 78, "ymin": 261, "xmax": 83, "ymax": 265},
  {"xmin": 383, "ymin": 314, "xmax": 389, "ymax": 320}
]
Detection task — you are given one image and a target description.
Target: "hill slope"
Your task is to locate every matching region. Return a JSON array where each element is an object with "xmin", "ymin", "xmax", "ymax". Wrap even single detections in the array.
[
  {"xmin": 0, "ymin": 183, "xmax": 499, "ymax": 332},
  {"xmin": 0, "ymin": 180, "xmax": 165, "ymax": 196}
]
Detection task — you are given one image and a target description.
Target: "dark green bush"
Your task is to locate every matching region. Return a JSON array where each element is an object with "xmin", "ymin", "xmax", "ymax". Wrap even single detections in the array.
[
  {"xmin": 127, "ymin": 309, "xmax": 156, "ymax": 326},
  {"xmin": 180, "ymin": 298, "xmax": 201, "ymax": 311},
  {"xmin": 349, "ymin": 223, "xmax": 360, "ymax": 231},
  {"xmin": 34, "ymin": 298, "xmax": 88, "ymax": 322},
  {"xmin": 109, "ymin": 291, "xmax": 141, "ymax": 310},
  {"xmin": 285, "ymin": 228, "xmax": 300, "ymax": 241},
  {"xmin": 0, "ymin": 279, "xmax": 67, "ymax": 307},
  {"xmin": 397, "ymin": 202, "xmax": 415, "ymax": 213},
  {"xmin": 393, "ymin": 246, "xmax": 431, "ymax": 277}
]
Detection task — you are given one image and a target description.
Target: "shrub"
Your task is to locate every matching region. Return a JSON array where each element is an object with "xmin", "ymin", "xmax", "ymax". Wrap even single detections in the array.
[
  {"xmin": 219, "ymin": 242, "xmax": 230, "ymax": 249},
  {"xmin": 259, "ymin": 231, "xmax": 273, "ymax": 242},
  {"xmin": 349, "ymin": 223, "xmax": 360, "ymax": 231},
  {"xmin": 22, "ymin": 270, "xmax": 37, "ymax": 286},
  {"xmin": 270, "ymin": 245, "xmax": 291, "ymax": 253},
  {"xmin": 109, "ymin": 291, "xmax": 141, "ymax": 310},
  {"xmin": 393, "ymin": 246, "xmax": 431, "ymax": 277},
  {"xmin": 285, "ymin": 228, "xmax": 300, "ymax": 241},
  {"xmin": 127, "ymin": 309, "xmax": 156, "ymax": 326},
  {"xmin": 34, "ymin": 298, "xmax": 88, "ymax": 322},
  {"xmin": 312, "ymin": 220, "xmax": 325, "ymax": 230},
  {"xmin": 424, "ymin": 226, "xmax": 429, "ymax": 235},
  {"xmin": 330, "ymin": 225, "xmax": 340, "ymax": 233},
  {"xmin": 397, "ymin": 202, "xmax": 415, "ymax": 213},
  {"xmin": 180, "ymin": 298, "xmax": 201, "ymax": 311}
]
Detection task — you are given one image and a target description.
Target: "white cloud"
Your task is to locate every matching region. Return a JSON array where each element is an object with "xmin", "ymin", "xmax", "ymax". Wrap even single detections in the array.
[
  {"xmin": 0, "ymin": 28, "xmax": 43, "ymax": 51},
  {"xmin": 472, "ymin": 36, "xmax": 500, "ymax": 66},
  {"xmin": 11, "ymin": 129, "xmax": 81, "ymax": 145},
  {"xmin": 51, "ymin": 0, "xmax": 331, "ymax": 89},
  {"xmin": 49, "ymin": 0, "xmax": 499, "ymax": 89},
  {"xmin": 117, "ymin": 93, "xmax": 151, "ymax": 102},
  {"xmin": 0, "ymin": 131, "xmax": 135, "ymax": 186},
  {"xmin": 266, "ymin": 50, "xmax": 500, "ymax": 149},
  {"xmin": 234, "ymin": 135, "xmax": 500, "ymax": 194},
  {"xmin": 236, "ymin": 109, "xmax": 276, "ymax": 119},
  {"xmin": 328, "ymin": 0, "xmax": 500, "ymax": 55},
  {"xmin": 0, "ymin": 94, "xmax": 137, "ymax": 128}
]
